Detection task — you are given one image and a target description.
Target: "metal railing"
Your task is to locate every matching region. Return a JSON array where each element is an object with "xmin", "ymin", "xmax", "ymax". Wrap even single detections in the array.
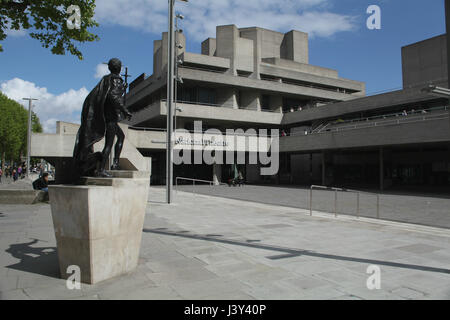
[
  {"xmin": 175, "ymin": 177, "xmax": 227, "ymax": 196},
  {"xmin": 327, "ymin": 113, "xmax": 449, "ymax": 134},
  {"xmin": 288, "ymin": 106, "xmax": 449, "ymax": 137},
  {"xmin": 310, "ymin": 185, "xmax": 380, "ymax": 219}
]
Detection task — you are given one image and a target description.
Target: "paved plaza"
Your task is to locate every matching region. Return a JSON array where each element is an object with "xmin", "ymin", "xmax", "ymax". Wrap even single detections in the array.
[
  {"xmin": 0, "ymin": 187, "xmax": 449, "ymax": 300},
  {"xmin": 175, "ymin": 185, "xmax": 450, "ymax": 229}
]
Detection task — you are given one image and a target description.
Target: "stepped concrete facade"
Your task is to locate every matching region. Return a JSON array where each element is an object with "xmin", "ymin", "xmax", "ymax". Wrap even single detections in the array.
[{"xmin": 32, "ymin": 25, "xmax": 449, "ymax": 191}]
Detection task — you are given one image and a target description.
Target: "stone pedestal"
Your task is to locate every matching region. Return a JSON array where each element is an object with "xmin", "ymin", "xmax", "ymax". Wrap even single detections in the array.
[{"xmin": 48, "ymin": 171, "xmax": 150, "ymax": 284}]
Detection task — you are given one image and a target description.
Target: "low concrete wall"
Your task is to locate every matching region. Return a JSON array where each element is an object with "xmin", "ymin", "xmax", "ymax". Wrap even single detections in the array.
[{"xmin": 0, "ymin": 190, "xmax": 47, "ymax": 205}]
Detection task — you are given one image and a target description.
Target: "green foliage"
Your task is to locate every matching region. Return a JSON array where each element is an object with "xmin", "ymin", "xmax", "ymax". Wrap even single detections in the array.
[
  {"xmin": 0, "ymin": 0, "xmax": 99, "ymax": 60},
  {"xmin": 32, "ymin": 111, "xmax": 43, "ymax": 133},
  {"xmin": 0, "ymin": 92, "xmax": 43, "ymax": 163}
]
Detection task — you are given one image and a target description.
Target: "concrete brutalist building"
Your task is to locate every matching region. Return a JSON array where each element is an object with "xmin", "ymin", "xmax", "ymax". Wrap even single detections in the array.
[
  {"xmin": 32, "ymin": 25, "xmax": 449, "ymax": 191},
  {"xmin": 121, "ymin": 25, "xmax": 449, "ymax": 191},
  {"xmin": 127, "ymin": 25, "xmax": 366, "ymax": 124}
]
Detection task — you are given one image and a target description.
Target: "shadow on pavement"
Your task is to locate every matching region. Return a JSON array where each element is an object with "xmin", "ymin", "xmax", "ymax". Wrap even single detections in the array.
[
  {"xmin": 144, "ymin": 228, "xmax": 450, "ymax": 275},
  {"xmin": 5, "ymin": 239, "xmax": 60, "ymax": 278}
]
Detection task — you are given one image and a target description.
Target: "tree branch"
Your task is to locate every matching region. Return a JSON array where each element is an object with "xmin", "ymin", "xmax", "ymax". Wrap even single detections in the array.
[{"xmin": 0, "ymin": 0, "xmax": 30, "ymax": 11}]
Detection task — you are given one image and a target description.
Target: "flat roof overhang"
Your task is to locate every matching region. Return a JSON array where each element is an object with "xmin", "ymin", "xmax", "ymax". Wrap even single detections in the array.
[
  {"xmin": 178, "ymin": 67, "xmax": 356, "ymax": 102},
  {"xmin": 282, "ymin": 87, "xmax": 445, "ymax": 125},
  {"xmin": 280, "ymin": 114, "xmax": 450, "ymax": 153}
]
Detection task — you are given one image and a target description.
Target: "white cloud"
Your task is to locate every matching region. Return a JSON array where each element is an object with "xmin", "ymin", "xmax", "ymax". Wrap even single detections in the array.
[
  {"xmin": 95, "ymin": 63, "xmax": 109, "ymax": 79},
  {"xmin": 0, "ymin": 78, "xmax": 88, "ymax": 133},
  {"xmin": 5, "ymin": 20, "xmax": 27, "ymax": 37},
  {"xmin": 5, "ymin": 28, "xmax": 27, "ymax": 37},
  {"xmin": 94, "ymin": 0, "xmax": 357, "ymax": 41}
]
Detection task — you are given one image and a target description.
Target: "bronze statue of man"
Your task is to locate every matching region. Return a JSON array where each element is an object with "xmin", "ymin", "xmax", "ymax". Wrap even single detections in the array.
[{"xmin": 73, "ymin": 58, "xmax": 132, "ymax": 179}]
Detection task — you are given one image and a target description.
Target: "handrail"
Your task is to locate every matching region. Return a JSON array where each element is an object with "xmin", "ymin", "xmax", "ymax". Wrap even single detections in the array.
[
  {"xmin": 310, "ymin": 185, "xmax": 380, "ymax": 219},
  {"xmin": 175, "ymin": 177, "xmax": 227, "ymax": 196},
  {"xmin": 326, "ymin": 113, "xmax": 449, "ymax": 134},
  {"xmin": 176, "ymin": 177, "xmax": 216, "ymax": 185},
  {"xmin": 288, "ymin": 111, "xmax": 449, "ymax": 137}
]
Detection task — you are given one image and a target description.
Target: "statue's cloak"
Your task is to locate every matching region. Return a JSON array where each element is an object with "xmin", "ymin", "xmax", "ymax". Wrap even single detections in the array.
[{"xmin": 73, "ymin": 74, "xmax": 112, "ymax": 167}]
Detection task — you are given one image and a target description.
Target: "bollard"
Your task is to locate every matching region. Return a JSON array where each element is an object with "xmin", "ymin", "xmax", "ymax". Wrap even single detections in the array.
[
  {"xmin": 376, "ymin": 194, "xmax": 380, "ymax": 219},
  {"xmin": 356, "ymin": 192, "xmax": 360, "ymax": 218},
  {"xmin": 334, "ymin": 189, "xmax": 338, "ymax": 218},
  {"xmin": 310, "ymin": 188, "xmax": 313, "ymax": 216}
]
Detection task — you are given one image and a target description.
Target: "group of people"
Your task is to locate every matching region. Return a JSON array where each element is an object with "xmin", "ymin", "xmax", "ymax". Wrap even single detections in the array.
[
  {"xmin": 0, "ymin": 163, "xmax": 49, "ymax": 194},
  {"xmin": 228, "ymin": 172, "xmax": 245, "ymax": 187},
  {"xmin": 0, "ymin": 164, "xmax": 26, "ymax": 183}
]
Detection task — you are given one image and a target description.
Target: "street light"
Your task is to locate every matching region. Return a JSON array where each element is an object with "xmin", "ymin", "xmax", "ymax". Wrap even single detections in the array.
[
  {"xmin": 23, "ymin": 97, "xmax": 38, "ymax": 178},
  {"xmin": 167, "ymin": 0, "xmax": 188, "ymax": 204}
]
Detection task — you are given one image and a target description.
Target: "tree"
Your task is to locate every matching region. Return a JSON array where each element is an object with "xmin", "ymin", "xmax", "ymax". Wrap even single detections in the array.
[
  {"xmin": 0, "ymin": 0, "xmax": 99, "ymax": 60},
  {"xmin": 32, "ymin": 112, "xmax": 43, "ymax": 133},
  {"xmin": 0, "ymin": 92, "xmax": 42, "ymax": 171}
]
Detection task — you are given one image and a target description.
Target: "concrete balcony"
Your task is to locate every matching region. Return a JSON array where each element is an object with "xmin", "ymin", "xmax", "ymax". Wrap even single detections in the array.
[
  {"xmin": 178, "ymin": 67, "xmax": 358, "ymax": 102},
  {"xmin": 181, "ymin": 52, "xmax": 230, "ymax": 70},
  {"xmin": 259, "ymin": 63, "xmax": 365, "ymax": 93},
  {"xmin": 280, "ymin": 112, "xmax": 450, "ymax": 152},
  {"xmin": 126, "ymin": 100, "xmax": 283, "ymax": 127}
]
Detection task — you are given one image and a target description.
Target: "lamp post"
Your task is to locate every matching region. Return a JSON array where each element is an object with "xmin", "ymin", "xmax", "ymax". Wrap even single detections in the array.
[
  {"xmin": 174, "ymin": 13, "xmax": 184, "ymax": 138},
  {"xmin": 23, "ymin": 97, "xmax": 38, "ymax": 178},
  {"xmin": 166, "ymin": 0, "xmax": 188, "ymax": 204}
]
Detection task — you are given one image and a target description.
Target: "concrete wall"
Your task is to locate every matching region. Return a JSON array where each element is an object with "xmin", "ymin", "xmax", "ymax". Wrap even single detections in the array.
[
  {"xmin": 281, "ymin": 30, "xmax": 309, "ymax": 64},
  {"xmin": 290, "ymin": 153, "xmax": 322, "ymax": 184},
  {"xmin": 269, "ymin": 95, "xmax": 283, "ymax": 113},
  {"xmin": 216, "ymin": 87, "xmax": 238, "ymax": 108},
  {"xmin": 56, "ymin": 121, "xmax": 80, "ymax": 135},
  {"xmin": 239, "ymin": 28, "xmax": 262, "ymax": 79},
  {"xmin": 182, "ymin": 52, "xmax": 230, "ymax": 69},
  {"xmin": 153, "ymin": 31, "xmax": 186, "ymax": 77},
  {"xmin": 262, "ymin": 58, "xmax": 338, "ymax": 79},
  {"xmin": 280, "ymin": 114, "xmax": 450, "ymax": 152},
  {"xmin": 161, "ymin": 100, "xmax": 282, "ymax": 125},
  {"xmin": 201, "ymin": 38, "xmax": 217, "ymax": 56},
  {"xmin": 259, "ymin": 64, "xmax": 363, "ymax": 92},
  {"xmin": 216, "ymin": 25, "xmax": 240, "ymax": 75},
  {"xmin": 282, "ymin": 87, "xmax": 436, "ymax": 125},
  {"xmin": 235, "ymin": 37, "xmax": 254, "ymax": 73},
  {"xmin": 240, "ymin": 90, "xmax": 260, "ymax": 111},
  {"xmin": 402, "ymin": 34, "xmax": 448, "ymax": 89}
]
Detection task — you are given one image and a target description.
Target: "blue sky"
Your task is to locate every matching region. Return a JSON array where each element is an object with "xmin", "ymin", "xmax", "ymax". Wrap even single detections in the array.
[{"xmin": 0, "ymin": 0, "xmax": 447, "ymax": 132}]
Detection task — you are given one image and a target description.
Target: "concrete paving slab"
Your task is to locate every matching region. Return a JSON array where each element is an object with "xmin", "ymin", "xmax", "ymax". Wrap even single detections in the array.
[{"xmin": 0, "ymin": 187, "xmax": 449, "ymax": 299}]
